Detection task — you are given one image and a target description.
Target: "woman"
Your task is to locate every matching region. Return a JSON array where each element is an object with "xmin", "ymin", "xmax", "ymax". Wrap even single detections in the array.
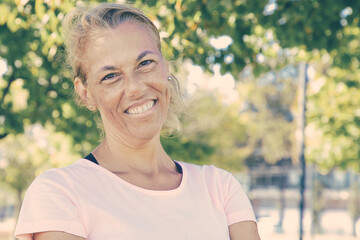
[{"xmin": 15, "ymin": 3, "xmax": 260, "ymax": 240}]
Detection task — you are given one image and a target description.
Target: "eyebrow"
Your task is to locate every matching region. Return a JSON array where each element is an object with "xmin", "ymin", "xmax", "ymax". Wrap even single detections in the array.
[
  {"xmin": 137, "ymin": 50, "xmax": 155, "ymax": 62},
  {"xmin": 96, "ymin": 65, "xmax": 117, "ymax": 76}
]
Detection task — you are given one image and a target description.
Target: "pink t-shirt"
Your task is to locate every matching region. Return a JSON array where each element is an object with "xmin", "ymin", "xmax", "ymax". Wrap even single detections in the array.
[{"xmin": 15, "ymin": 159, "xmax": 256, "ymax": 240}]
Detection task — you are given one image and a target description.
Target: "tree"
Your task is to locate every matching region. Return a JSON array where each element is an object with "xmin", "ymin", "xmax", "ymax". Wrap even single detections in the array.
[
  {"xmin": 1, "ymin": 0, "xmax": 359, "ymax": 166},
  {"xmin": 162, "ymin": 87, "xmax": 250, "ymax": 172},
  {"xmin": 0, "ymin": 124, "xmax": 80, "ymax": 236},
  {"xmin": 0, "ymin": 0, "xmax": 359, "ymax": 203},
  {"xmin": 0, "ymin": 1, "xmax": 359, "ymax": 238},
  {"xmin": 0, "ymin": 0, "xmax": 100, "ymax": 152}
]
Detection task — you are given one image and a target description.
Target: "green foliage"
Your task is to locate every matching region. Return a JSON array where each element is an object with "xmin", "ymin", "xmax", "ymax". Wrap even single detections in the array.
[
  {"xmin": 0, "ymin": 124, "xmax": 80, "ymax": 193},
  {"xmin": 237, "ymin": 65, "xmax": 298, "ymax": 164},
  {"xmin": 0, "ymin": 0, "xmax": 358, "ymax": 176},
  {"xmin": 257, "ymin": 0, "xmax": 360, "ymax": 53},
  {"xmin": 162, "ymin": 135, "xmax": 214, "ymax": 165},
  {"xmin": 306, "ymin": 63, "xmax": 360, "ymax": 171},
  {"xmin": 163, "ymin": 90, "xmax": 250, "ymax": 172},
  {"xmin": 0, "ymin": 0, "xmax": 100, "ymax": 152}
]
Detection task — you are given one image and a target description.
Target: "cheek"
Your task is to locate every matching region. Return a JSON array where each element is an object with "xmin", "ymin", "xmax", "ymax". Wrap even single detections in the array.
[
  {"xmin": 144, "ymin": 71, "xmax": 169, "ymax": 94},
  {"xmin": 158, "ymin": 79, "xmax": 170, "ymax": 94},
  {"xmin": 152, "ymin": 63, "xmax": 169, "ymax": 93},
  {"xmin": 163, "ymin": 83, "xmax": 171, "ymax": 110},
  {"xmin": 158, "ymin": 80, "xmax": 171, "ymax": 105},
  {"xmin": 90, "ymin": 86, "xmax": 122, "ymax": 110}
]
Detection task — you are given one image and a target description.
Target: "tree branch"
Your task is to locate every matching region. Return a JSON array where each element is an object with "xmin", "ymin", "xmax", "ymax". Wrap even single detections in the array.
[
  {"xmin": 0, "ymin": 133, "xmax": 8, "ymax": 140},
  {"xmin": 0, "ymin": 72, "xmax": 15, "ymax": 107}
]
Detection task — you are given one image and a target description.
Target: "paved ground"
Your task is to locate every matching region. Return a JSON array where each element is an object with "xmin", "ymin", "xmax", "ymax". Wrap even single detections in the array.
[
  {"xmin": 257, "ymin": 207, "xmax": 359, "ymax": 240},
  {"xmin": 260, "ymin": 232, "xmax": 358, "ymax": 240}
]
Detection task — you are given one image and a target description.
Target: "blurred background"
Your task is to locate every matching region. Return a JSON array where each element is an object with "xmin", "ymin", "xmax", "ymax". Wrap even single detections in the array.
[{"xmin": 0, "ymin": 0, "xmax": 359, "ymax": 239}]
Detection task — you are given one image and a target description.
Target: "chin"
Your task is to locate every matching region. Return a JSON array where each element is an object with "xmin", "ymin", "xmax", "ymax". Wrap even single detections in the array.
[{"xmin": 130, "ymin": 127, "xmax": 162, "ymax": 141}]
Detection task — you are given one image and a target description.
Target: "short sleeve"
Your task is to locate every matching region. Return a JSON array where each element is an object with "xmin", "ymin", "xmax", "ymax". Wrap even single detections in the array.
[
  {"xmin": 14, "ymin": 169, "xmax": 86, "ymax": 240},
  {"xmin": 218, "ymin": 169, "xmax": 256, "ymax": 226}
]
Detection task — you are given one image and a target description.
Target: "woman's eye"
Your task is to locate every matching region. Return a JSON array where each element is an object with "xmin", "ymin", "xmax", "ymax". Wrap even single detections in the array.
[
  {"xmin": 138, "ymin": 60, "xmax": 154, "ymax": 68},
  {"xmin": 101, "ymin": 73, "xmax": 119, "ymax": 81}
]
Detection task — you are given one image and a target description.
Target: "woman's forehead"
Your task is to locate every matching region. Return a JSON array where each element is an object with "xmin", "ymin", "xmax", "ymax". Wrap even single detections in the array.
[
  {"xmin": 83, "ymin": 23, "xmax": 162, "ymax": 70},
  {"xmin": 90, "ymin": 21, "xmax": 158, "ymax": 45},
  {"xmin": 89, "ymin": 24, "xmax": 160, "ymax": 56}
]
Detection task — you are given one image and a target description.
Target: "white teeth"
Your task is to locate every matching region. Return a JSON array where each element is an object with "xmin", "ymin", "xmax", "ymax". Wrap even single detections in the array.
[{"xmin": 126, "ymin": 100, "xmax": 154, "ymax": 115}]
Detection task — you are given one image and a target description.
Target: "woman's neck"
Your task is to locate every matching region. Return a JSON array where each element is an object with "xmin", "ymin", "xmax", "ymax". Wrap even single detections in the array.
[{"xmin": 92, "ymin": 135, "xmax": 173, "ymax": 175}]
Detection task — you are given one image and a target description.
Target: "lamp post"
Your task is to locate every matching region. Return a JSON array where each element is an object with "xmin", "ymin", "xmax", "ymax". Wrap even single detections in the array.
[{"xmin": 297, "ymin": 62, "xmax": 308, "ymax": 240}]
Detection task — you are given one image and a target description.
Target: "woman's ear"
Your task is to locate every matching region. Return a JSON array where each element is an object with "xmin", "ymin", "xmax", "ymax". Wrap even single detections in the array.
[
  {"xmin": 74, "ymin": 77, "xmax": 97, "ymax": 111},
  {"xmin": 74, "ymin": 77, "xmax": 87, "ymax": 100}
]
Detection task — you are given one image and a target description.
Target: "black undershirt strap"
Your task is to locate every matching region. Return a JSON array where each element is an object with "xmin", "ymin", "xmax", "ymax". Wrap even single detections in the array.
[
  {"xmin": 83, "ymin": 153, "xmax": 183, "ymax": 174},
  {"xmin": 84, "ymin": 153, "xmax": 99, "ymax": 165},
  {"xmin": 174, "ymin": 161, "xmax": 183, "ymax": 174}
]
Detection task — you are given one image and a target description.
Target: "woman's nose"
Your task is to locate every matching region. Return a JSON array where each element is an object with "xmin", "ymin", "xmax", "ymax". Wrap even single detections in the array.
[{"xmin": 123, "ymin": 74, "xmax": 146, "ymax": 99}]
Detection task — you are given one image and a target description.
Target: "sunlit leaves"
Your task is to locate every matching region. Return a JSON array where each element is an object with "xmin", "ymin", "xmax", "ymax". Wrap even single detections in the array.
[
  {"xmin": 162, "ymin": 89, "xmax": 249, "ymax": 172},
  {"xmin": 306, "ymin": 62, "xmax": 360, "ymax": 171},
  {"xmin": 0, "ymin": 124, "xmax": 80, "ymax": 193},
  {"xmin": 0, "ymin": 4, "xmax": 10, "ymax": 26},
  {"xmin": 0, "ymin": 0, "xmax": 358, "ymax": 175},
  {"xmin": 0, "ymin": 0, "xmax": 100, "ymax": 153},
  {"xmin": 237, "ymin": 65, "xmax": 298, "ymax": 164}
]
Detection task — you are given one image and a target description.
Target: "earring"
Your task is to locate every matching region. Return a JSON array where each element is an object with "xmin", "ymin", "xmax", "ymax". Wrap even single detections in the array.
[
  {"xmin": 167, "ymin": 76, "xmax": 172, "ymax": 81},
  {"xmin": 88, "ymin": 105, "xmax": 96, "ymax": 111}
]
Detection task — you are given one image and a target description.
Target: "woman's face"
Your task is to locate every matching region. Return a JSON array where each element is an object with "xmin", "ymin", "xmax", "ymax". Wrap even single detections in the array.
[{"xmin": 76, "ymin": 22, "xmax": 170, "ymax": 145}]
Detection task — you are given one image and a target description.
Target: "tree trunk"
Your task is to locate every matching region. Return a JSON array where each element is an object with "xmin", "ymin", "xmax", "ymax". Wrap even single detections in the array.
[
  {"xmin": 311, "ymin": 178, "xmax": 323, "ymax": 235},
  {"xmin": 275, "ymin": 175, "xmax": 286, "ymax": 233},
  {"xmin": 350, "ymin": 174, "xmax": 359, "ymax": 237}
]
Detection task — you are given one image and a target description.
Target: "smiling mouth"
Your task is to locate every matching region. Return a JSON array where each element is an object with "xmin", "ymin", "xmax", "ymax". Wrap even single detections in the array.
[{"xmin": 125, "ymin": 100, "xmax": 156, "ymax": 115}]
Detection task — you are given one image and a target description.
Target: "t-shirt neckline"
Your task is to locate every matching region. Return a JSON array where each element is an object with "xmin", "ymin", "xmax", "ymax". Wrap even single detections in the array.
[{"xmin": 78, "ymin": 158, "xmax": 186, "ymax": 195}]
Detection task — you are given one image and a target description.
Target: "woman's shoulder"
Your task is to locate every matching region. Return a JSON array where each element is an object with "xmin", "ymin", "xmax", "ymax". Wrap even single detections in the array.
[
  {"xmin": 177, "ymin": 161, "xmax": 235, "ymax": 182},
  {"xmin": 178, "ymin": 160, "xmax": 230, "ymax": 172},
  {"xmin": 29, "ymin": 159, "xmax": 94, "ymax": 188}
]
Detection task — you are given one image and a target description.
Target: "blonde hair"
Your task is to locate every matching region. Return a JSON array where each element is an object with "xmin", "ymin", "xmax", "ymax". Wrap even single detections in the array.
[{"xmin": 62, "ymin": 3, "xmax": 184, "ymax": 134}]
